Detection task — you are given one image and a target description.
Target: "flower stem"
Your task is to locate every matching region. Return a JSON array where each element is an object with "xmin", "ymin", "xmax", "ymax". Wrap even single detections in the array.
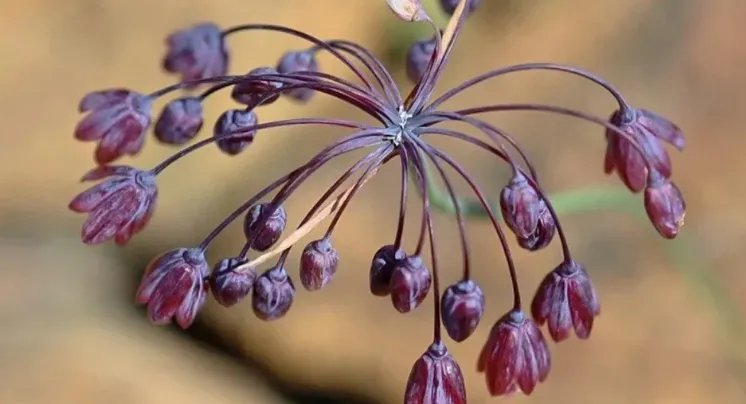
[{"xmin": 417, "ymin": 162, "xmax": 746, "ymax": 387}]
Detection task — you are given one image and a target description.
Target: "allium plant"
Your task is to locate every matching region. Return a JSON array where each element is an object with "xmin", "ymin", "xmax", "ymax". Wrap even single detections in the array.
[{"xmin": 69, "ymin": 0, "xmax": 687, "ymax": 401}]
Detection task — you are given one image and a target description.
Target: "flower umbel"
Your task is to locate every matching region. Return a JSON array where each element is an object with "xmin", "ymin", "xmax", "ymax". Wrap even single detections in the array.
[{"xmin": 69, "ymin": 0, "xmax": 687, "ymax": 400}]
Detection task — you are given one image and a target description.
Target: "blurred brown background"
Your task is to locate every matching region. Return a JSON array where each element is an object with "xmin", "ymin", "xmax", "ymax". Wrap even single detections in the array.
[{"xmin": 1, "ymin": 0, "xmax": 744, "ymax": 403}]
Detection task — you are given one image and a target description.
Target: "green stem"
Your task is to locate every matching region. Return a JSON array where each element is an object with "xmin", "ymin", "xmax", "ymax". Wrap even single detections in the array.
[{"xmin": 415, "ymin": 160, "xmax": 746, "ymax": 384}]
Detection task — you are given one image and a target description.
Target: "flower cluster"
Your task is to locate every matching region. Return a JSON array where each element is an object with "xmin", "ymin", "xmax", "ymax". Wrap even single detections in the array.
[{"xmin": 69, "ymin": 0, "xmax": 686, "ymax": 401}]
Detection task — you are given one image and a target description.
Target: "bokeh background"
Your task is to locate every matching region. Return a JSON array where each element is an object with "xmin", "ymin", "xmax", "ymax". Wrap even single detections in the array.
[{"xmin": 1, "ymin": 0, "xmax": 745, "ymax": 403}]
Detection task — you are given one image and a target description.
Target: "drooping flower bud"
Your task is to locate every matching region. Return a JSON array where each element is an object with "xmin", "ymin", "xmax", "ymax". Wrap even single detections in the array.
[
  {"xmin": 390, "ymin": 255, "xmax": 432, "ymax": 313},
  {"xmin": 69, "ymin": 165, "xmax": 158, "ymax": 246},
  {"xmin": 299, "ymin": 238, "xmax": 340, "ymax": 291},
  {"xmin": 500, "ymin": 172, "xmax": 542, "ymax": 239},
  {"xmin": 210, "ymin": 257, "xmax": 257, "ymax": 308},
  {"xmin": 252, "ymin": 265, "xmax": 296, "ymax": 321},
  {"xmin": 516, "ymin": 200, "xmax": 556, "ymax": 251},
  {"xmin": 644, "ymin": 172, "xmax": 686, "ymax": 239},
  {"xmin": 243, "ymin": 203, "xmax": 287, "ymax": 252},
  {"xmin": 75, "ymin": 89, "xmax": 153, "ymax": 164},
  {"xmin": 231, "ymin": 67, "xmax": 284, "ymax": 107},
  {"xmin": 162, "ymin": 22, "xmax": 228, "ymax": 85},
  {"xmin": 441, "ymin": 279, "xmax": 485, "ymax": 342},
  {"xmin": 478, "ymin": 310, "xmax": 551, "ymax": 397},
  {"xmin": 404, "ymin": 342, "xmax": 467, "ymax": 404},
  {"xmin": 135, "ymin": 248, "xmax": 209, "ymax": 329},
  {"xmin": 406, "ymin": 35, "xmax": 437, "ymax": 84},
  {"xmin": 531, "ymin": 260, "xmax": 600, "ymax": 342},
  {"xmin": 604, "ymin": 107, "xmax": 685, "ymax": 193},
  {"xmin": 154, "ymin": 97, "xmax": 204, "ymax": 145},
  {"xmin": 213, "ymin": 109, "xmax": 258, "ymax": 156},
  {"xmin": 369, "ymin": 244, "xmax": 407, "ymax": 296},
  {"xmin": 276, "ymin": 49, "xmax": 319, "ymax": 102}
]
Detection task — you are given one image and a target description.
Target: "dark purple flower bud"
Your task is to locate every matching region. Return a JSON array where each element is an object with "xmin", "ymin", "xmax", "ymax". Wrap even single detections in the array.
[
  {"xmin": 69, "ymin": 165, "xmax": 157, "ymax": 246},
  {"xmin": 531, "ymin": 260, "xmax": 600, "ymax": 342},
  {"xmin": 516, "ymin": 200, "xmax": 556, "ymax": 251},
  {"xmin": 439, "ymin": 0, "xmax": 482, "ymax": 16},
  {"xmin": 441, "ymin": 280, "xmax": 485, "ymax": 342},
  {"xmin": 404, "ymin": 342, "xmax": 466, "ymax": 404},
  {"xmin": 406, "ymin": 35, "xmax": 437, "ymax": 84},
  {"xmin": 213, "ymin": 109, "xmax": 258, "ymax": 156},
  {"xmin": 231, "ymin": 67, "xmax": 284, "ymax": 107},
  {"xmin": 644, "ymin": 173, "xmax": 686, "ymax": 239},
  {"xmin": 605, "ymin": 108, "xmax": 684, "ymax": 193},
  {"xmin": 252, "ymin": 265, "xmax": 295, "ymax": 321},
  {"xmin": 390, "ymin": 255, "xmax": 432, "ymax": 313},
  {"xmin": 478, "ymin": 310, "xmax": 551, "ymax": 397},
  {"xmin": 243, "ymin": 203, "xmax": 287, "ymax": 252},
  {"xmin": 210, "ymin": 258, "xmax": 257, "ymax": 308},
  {"xmin": 276, "ymin": 49, "xmax": 319, "ymax": 102},
  {"xmin": 75, "ymin": 89, "xmax": 152, "ymax": 164},
  {"xmin": 500, "ymin": 172, "xmax": 542, "ymax": 239},
  {"xmin": 299, "ymin": 238, "xmax": 339, "ymax": 291},
  {"xmin": 154, "ymin": 97, "xmax": 204, "ymax": 145},
  {"xmin": 162, "ymin": 22, "xmax": 228, "ymax": 85},
  {"xmin": 369, "ymin": 244, "xmax": 407, "ymax": 296},
  {"xmin": 135, "ymin": 248, "xmax": 209, "ymax": 329}
]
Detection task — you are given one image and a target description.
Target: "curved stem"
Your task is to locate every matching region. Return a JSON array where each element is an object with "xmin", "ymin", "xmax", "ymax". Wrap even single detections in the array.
[
  {"xmin": 323, "ymin": 147, "xmax": 395, "ymax": 238},
  {"xmin": 325, "ymin": 40, "xmax": 402, "ymax": 107},
  {"xmin": 200, "ymin": 71, "xmax": 395, "ymax": 124},
  {"xmin": 152, "ymin": 118, "xmax": 372, "ymax": 175},
  {"xmin": 198, "ymin": 131, "xmax": 385, "ymax": 251},
  {"xmin": 408, "ymin": 136, "xmax": 471, "ymax": 280},
  {"xmin": 244, "ymin": 136, "xmax": 387, "ymax": 256},
  {"xmin": 455, "ymin": 103, "xmax": 657, "ymax": 177},
  {"xmin": 394, "ymin": 147, "xmax": 409, "ymax": 249},
  {"xmin": 424, "ymin": 143, "xmax": 523, "ymax": 309},
  {"xmin": 273, "ymin": 146, "xmax": 392, "ymax": 265},
  {"xmin": 415, "ymin": 112, "xmax": 539, "ymax": 180},
  {"xmin": 222, "ymin": 24, "xmax": 375, "ymax": 91},
  {"xmin": 425, "ymin": 63, "xmax": 629, "ymax": 112},
  {"xmin": 417, "ymin": 111, "xmax": 524, "ymax": 177},
  {"xmin": 420, "ymin": 127, "xmax": 573, "ymax": 260},
  {"xmin": 404, "ymin": 142, "xmax": 441, "ymax": 343},
  {"xmin": 407, "ymin": 3, "xmax": 468, "ymax": 114}
]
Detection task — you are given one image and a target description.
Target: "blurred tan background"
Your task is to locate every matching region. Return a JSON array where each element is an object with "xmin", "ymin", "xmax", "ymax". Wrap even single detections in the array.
[{"xmin": 1, "ymin": 0, "xmax": 745, "ymax": 403}]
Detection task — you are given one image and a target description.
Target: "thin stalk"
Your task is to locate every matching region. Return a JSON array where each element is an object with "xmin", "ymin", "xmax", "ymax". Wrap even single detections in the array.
[
  {"xmin": 424, "ymin": 143, "xmax": 523, "ymax": 309},
  {"xmin": 425, "ymin": 63, "xmax": 628, "ymax": 112}
]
